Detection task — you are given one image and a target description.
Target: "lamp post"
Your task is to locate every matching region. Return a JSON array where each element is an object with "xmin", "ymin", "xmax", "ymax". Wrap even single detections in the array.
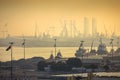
[
  {"xmin": 10, "ymin": 42, "xmax": 13, "ymax": 80},
  {"xmin": 54, "ymin": 39, "xmax": 57, "ymax": 58},
  {"xmin": 22, "ymin": 39, "xmax": 26, "ymax": 80},
  {"xmin": 110, "ymin": 39, "xmax": 114, "ymax": 60},
  {"xmin": 22, "ymin": 39, "xmax": 26, "ymax": 60}
]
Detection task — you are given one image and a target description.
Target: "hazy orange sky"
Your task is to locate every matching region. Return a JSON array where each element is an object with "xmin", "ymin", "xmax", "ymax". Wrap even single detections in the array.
[{"xmin": 0, "ymin": 0, "xmax": 120, "ymax": 37}]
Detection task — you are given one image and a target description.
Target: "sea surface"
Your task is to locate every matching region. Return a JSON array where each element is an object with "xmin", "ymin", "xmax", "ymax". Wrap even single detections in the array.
[{"xmin": 0, "ymin": 47, "xmax": 117, "ymax": 62}]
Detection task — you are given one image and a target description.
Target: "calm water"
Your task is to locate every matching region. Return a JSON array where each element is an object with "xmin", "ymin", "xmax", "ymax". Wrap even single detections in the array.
[
  {"xmin": 0, "ymin": 47, "xmax": 77, "ymax": 61},
  {"xmin": 0, "ymin": 47, "xmax": 117, "ymax": 62}
]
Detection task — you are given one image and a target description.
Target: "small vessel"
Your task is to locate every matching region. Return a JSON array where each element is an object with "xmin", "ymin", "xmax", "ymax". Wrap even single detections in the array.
[
  {"xmin": 97, "ymin": 38, "xmax": 108, "ymax": 54},
  {"xmin": 75, "ymin": 41, "xmax": 87, "ymax": 57},
  {"xmin": 55, "ymin": 50, "xmax": 62, "ymax": 59}
]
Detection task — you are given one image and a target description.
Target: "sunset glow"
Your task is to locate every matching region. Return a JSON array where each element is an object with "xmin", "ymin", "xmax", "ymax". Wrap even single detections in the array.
[{"xmin": 0, "ymin": 0, "xmax": 120, "ymax": 37}]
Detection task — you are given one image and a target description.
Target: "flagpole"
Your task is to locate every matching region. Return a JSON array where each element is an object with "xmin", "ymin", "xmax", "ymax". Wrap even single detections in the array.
[
  {"xmin": 23, "ymin": 39, "xmax": 26, "ymax": 79},
  {"xmin": 6, "ymin": 42, "xmax": 14, "ymax": 80},
  {"xmin": 10, "ymin": 42, "xmax": 13, "ymax": 80}
]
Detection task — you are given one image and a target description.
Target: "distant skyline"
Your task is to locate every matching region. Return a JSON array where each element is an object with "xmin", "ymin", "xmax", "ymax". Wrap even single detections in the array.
[{"xmin": 0, "ymin": 0, "xmax": 120, "ymax": 37}]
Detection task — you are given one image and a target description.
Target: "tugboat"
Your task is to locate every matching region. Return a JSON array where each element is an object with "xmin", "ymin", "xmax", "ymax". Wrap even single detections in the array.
[
  {"xmin": 75, "ymin": 41, "xmax": 87, "ymax": 57},
  {"xmin": 97, "ymin": 38, "xmax": 108, "ymax": 54}
]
